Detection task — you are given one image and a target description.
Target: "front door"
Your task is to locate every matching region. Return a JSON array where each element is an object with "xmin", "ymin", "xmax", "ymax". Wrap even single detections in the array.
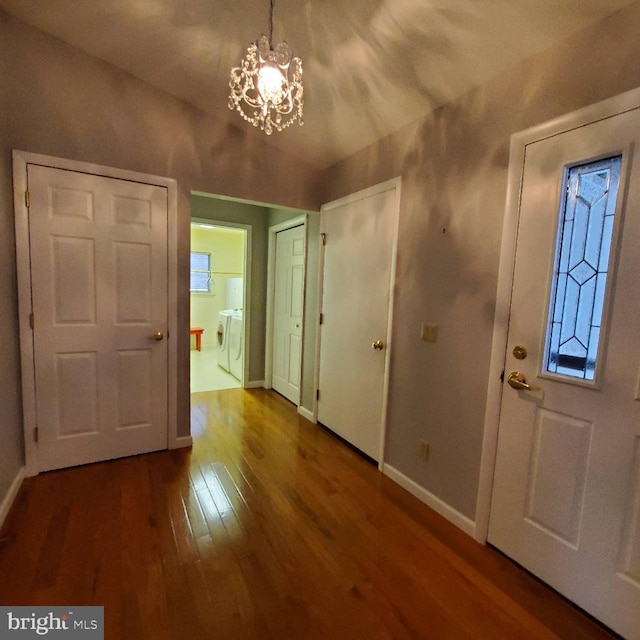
[
  {"xmin": 27, "ymin": 164, "xmax": 169, "ymax": 471},
  {"xmin": 317, "ymin": 180, "xmax": 399, "ymax": 462},
  {"xmin": 489, "ymin": 108, "xmax": 640, "ymax": 638}
]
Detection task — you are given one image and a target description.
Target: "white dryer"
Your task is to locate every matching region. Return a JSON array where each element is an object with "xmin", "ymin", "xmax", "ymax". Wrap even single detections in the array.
[
  {"xmin": 228, "ymin": 310, "xmax": 243, "ymax": 381},
  {"xmin": 217, "ymin": 309, "xmax": 233, "ymax": 372},
  {"xmin": 226, "ymin": 277, "xmax": 243, "ymax": 310}
]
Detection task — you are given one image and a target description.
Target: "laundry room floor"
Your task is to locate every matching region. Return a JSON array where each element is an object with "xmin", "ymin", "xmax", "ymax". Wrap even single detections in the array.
[{"xmin": 190, "ymin": 346, "xmax": 240, "ymax": 393}]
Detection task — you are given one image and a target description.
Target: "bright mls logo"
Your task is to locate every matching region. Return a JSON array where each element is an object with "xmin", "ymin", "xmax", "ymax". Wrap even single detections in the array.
[{"xmin": 0, "ymin": 607, "xmax": 103, "ymax": 639}]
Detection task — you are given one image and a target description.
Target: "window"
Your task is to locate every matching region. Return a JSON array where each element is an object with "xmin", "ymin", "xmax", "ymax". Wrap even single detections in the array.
[
  {"xmin": 543, "ymin": 155, "xmax": 622, "ymax": 381},
  {"xmin": 190, "ymin": 251, "xmax": 212, "ymax": 293}
]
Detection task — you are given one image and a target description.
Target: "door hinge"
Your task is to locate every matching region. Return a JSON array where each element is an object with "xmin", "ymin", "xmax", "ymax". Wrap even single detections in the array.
[
  {"xmin": 321, "ymin": 233, "xmax": 326, "ymax": 246},
  {"xmin": 25, "ymin": 190, "xmax": 30, "ymax": 208},
  {"xmin": 319, "ymin": 313, "xmax": 324, "ymax": 325},
  {"xmin": 316, "ymin": 389, "xmax": 320, "ymax": 401},
  {"xmin": 33, "ymin": 427, "xmax": 39, "ymax": 443},
  {"xmin": 29, "ymin": 312, "xmax": 34, "ymax": 330}
]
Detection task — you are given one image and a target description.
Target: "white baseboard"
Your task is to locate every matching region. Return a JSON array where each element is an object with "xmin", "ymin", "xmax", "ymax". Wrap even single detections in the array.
[
  {"xmin": 0, "ymin": 467, "xmax": 25, "ymax": 531},
  {"xmin": 170, "ymin": 435, "xmax": 193, "ymax": 449},
  {"xmin": 244, "ymin": 380, "xmax": 265, "ymax": 389},
  {"xmin": 383, "ymin": 464, "xmax": 476, "ymax": 538},
  {"xmin": 298, "ymin": 406, "xmax": 316, "ymax": 423}
]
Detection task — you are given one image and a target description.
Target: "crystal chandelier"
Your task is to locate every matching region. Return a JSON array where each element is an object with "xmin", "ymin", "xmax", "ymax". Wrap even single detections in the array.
[{"xmin": 228, "ymin": 0, "xmax": 304, "ymax": 135}]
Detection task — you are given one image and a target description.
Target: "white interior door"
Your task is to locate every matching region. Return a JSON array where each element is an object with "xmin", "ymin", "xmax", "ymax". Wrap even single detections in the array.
[
  {"xmin": 488, "ymin": 108, "xmax": 640, "ymax": 638},
  {"xmin": 317, "ymin": 181, "xmax": 399, "ymax": 462},
  {"xmin": 272, "ymin": 224, "xmax": 305, "ymax": 404},
  {"xmin": 28, "ymin": 164, "xmax": 168, "ymax": 471}
]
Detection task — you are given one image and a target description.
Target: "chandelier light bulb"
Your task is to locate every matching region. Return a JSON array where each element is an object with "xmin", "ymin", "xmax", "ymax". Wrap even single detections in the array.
[{"xmin": 257, "ymin": 63, "xmax": 287, "ymax": 105}]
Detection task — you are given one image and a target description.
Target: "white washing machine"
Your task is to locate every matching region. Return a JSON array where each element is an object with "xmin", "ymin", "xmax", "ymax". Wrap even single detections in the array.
[
  {"xmin": 228, "ymin": 310, "xmax": 243, "ymax": 381},
  {"xmin": 217, "ymin": 309, "xmax": 233, "ymax": 372}
]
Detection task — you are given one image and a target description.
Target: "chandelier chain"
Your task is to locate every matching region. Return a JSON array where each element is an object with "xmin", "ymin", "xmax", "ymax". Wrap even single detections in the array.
[{"xmin": 268, "ymin": 0, "xmax": 274, "ymax": 44}]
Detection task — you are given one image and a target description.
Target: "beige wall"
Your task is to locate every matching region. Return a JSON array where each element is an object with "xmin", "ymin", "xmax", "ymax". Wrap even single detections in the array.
[
  {"xmin": 0, "ymin": 16, "xmax": 320, "ymax": 502},
  {"xmin": 323, "ymin": 1, "xmax": 640, "ymax": 519},
  {"xmin": 0, "ymin": 84, "xmax": 24, "ymax": 508}
]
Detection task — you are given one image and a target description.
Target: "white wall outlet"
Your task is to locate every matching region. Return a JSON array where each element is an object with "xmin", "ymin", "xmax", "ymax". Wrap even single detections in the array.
[
  {"xmin": 419, "ymin": 440, "xmax": 430, "ymax": 461},
  {"xmin": 421, "ymin": 323, "xmax": 438, "ymax": 343}
]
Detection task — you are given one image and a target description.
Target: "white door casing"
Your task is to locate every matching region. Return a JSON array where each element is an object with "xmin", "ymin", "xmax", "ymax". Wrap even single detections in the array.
[
  {"xmin": 317, "ymin": 178, "xmax": 400, "ymax": 464},
  {"xmin": 271, "ymin": 224, "xmax": 306, "ymax": 404},
  {"xmin": 488, "ymin": 108, "xmax": 640, "ymax": 638},
  {"xmin": 13, "ymin": 152, "xmax": 181, "ymax": 475}
]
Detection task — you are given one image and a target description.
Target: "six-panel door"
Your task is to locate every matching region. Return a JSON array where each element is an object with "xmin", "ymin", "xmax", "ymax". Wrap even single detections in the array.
[{"xmin": 28, "ymin": 165, "xmax": 168, "ymax": 471}]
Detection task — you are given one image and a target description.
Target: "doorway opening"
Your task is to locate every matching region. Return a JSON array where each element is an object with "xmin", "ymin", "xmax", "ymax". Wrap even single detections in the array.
[{"xmin": 190, "ymin": 221, "xmax": 246, "ymax": 393}]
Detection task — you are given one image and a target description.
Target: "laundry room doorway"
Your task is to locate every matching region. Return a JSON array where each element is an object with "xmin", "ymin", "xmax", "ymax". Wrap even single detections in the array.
[{"xmin": 190, "ymin": 220, "xmax": 247, "ymax": 393}]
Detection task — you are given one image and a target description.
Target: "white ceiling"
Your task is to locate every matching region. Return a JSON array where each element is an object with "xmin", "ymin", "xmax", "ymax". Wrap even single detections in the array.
[{"xmin": 0, "ymin": 0, "xmax": 635, "ymax": 168}]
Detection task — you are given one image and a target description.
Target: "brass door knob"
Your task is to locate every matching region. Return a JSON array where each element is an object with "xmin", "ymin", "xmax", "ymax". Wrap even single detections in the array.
[
  {"xmin": 372, "ymin": 339, "xmax": 385, "ymax": 351},
  {"xmin": 150, "ymin": 331, "xmax": 164, "ymax": 341},
  {"xmin": 507, "ymin": 371, "xmax": 531, "ymax": 390}
]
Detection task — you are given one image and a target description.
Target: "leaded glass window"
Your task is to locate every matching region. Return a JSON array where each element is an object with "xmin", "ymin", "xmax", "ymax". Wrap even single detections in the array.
[{"xmin": 544, "ymin": 156, "xmax": 622, "ymax": 381}]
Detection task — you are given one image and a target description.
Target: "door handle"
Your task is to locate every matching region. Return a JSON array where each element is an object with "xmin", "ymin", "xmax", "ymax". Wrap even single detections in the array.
[
  {"xmin": 150, "ymin": 331, "xmax": 164, "ymax": 341},
  {"xmin": 507, "ymin": 371, "xmax": 531, "ymax": 390},
  {"xmin": 372, "ymin": 339, "xmax": 385, "ymax": 351}
]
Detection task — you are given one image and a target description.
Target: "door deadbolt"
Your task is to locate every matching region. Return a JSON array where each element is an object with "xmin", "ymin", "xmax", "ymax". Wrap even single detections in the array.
[{"xmin": 512, "ymin": 345, "xmax": 528, "ymax": 360}]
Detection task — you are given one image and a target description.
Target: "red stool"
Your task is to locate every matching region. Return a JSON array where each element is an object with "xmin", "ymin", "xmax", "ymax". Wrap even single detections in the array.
[{"xmin": 190, "ymin": 327, "xmax": 204, "ymax": 351}]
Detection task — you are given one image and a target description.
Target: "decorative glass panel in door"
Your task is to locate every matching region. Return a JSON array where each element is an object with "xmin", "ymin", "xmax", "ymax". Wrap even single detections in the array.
[{"xmin": 544, "ymin": 156, "xmax": 622, "ymax": 381}]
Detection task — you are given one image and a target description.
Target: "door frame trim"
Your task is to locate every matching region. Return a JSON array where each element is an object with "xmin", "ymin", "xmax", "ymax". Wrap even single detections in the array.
[
  {"xmin": 264, "ymin": 214, "xmax": 308, "ymax": 403},
  {"xmin": 13, "ymin": 150, "xmax": 180, "ymax": 476},
  {"xmin": 476, "ymin": 86, "xmax": 640, "ymax": 542},
  {"xmin": 315, "ymin": 177, "xmax": 401, "ymax": 469}
]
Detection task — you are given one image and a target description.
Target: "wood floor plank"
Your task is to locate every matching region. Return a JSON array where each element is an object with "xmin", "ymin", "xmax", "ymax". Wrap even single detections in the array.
[{"xmin": 0, "ymin": 388, "xmax": 618, "ymax": 639}]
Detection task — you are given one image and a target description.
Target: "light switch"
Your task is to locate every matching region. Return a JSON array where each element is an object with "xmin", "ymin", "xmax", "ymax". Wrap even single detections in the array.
[{"xmin": 421, "ymin": 322, "xmax": 438, "ymax": 343}]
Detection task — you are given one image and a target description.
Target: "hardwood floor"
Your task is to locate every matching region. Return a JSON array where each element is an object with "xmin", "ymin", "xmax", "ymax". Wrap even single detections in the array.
[{"xmin": 0, "ymin": 389, "xmax": 616, "ymax": 639}]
